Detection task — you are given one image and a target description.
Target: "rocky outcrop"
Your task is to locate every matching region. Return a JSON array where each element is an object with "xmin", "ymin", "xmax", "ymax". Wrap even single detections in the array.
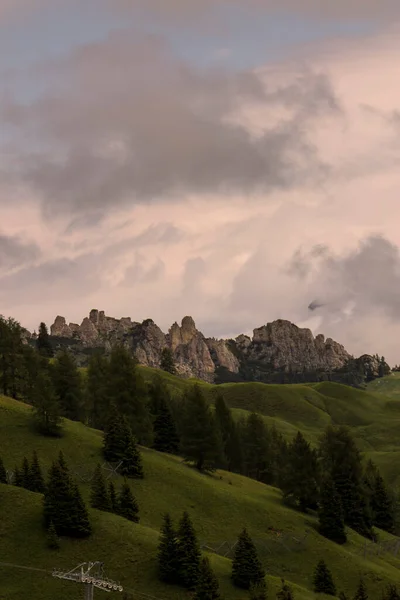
[{"xmin": 45, "ymin": 309, "xmax": 387, "ymax": 384}]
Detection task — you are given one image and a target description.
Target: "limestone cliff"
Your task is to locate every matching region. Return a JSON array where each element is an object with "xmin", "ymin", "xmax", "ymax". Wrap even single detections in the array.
[{"xmin": 45, "ymin": 309, "xmax": 387, "ymax": 384}]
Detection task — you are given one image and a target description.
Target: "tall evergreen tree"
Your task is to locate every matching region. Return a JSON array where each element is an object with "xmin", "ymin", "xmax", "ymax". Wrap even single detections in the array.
[
  {"xmin": 231, "ymin": 528, "xmax": 265, "ymax": 590},
  {"xmin": 0, "ymin": 456, "xmax": 7, "ymax": 484},
  {"xmin": 364, "ymin": 461, "xmax": 394, "ymax": 533},
  {"xmin": 21, "ymin": 456, "xmax": 31, "ymax": 490},
  {"xmin": 31, "ymin": 366, "xmax": 62, "ymax": 436},
  {"xmin": 249, "ymin": 580, "xmax": 267, "ymax": 600},
  {"xmin": 157, "ymin": 513, "xmax": 180, "ymax": 585},
  {"xmin": 149, "ymin": 378, "xmax": 180, "ymax": 454},
  {"xmin": 14, "ymin": 465, "xmax": 22, "ymax": 487},
  {"xmin": 176, "ymin": 511, "xmax": 201, "ymax": 589},
  {"xmin": 109, "ymin": 481, "xmax": 117, "ymax": 513},
  {"xmin": 276, "ymin": 579, "xmax": 294, "ymax": 600},
  {"xmin": 0, "ymin": 316, "xmax": 25, "ymax": 399},
  {"xmin": 107, "ymin": 346, "xmax": 152, "ymax": 444},
  {"xmin": 319, "ymin": 426, "xmax": 372, "ymax": 538},
  {"xmin": 69, "ymin": 482, "xmax": 92, "ymax": 538},
  {"xmin": 37, "ymin": 322, "xmax": 54, "ymax": 358},
  {"xmin": 383, "ymin": 584, "xmax": 400, "ymax": 600},
  {"xmin": 46, "ymin": 521, "xmax": 60, "ymax": 550},
  {"xmin": 90, "ymin": 464, "xmax": 111, "ymax": 511},
  {"xmin": 280, "ymin": 431, "xmax": 319, "ymax": 511},
  {"xmin": 103, "ymin": 414, "xmax": 144, "ymax": 478},
  {"xmin": 312, "ymin": 560, "xmax": 336, "ymax": 596},
  {"xmin": 180, "ymin": 385, "xmax": 220, "ymax": 472},
  {"xmin": 241, "ymin": 413, "xmax": 272, "ymax": 484},
  {"xmin": 353, "ymin": 579, "xmax": 368, "ymax": 600},
  {"xmin": 160, "ymin": 347, "xmax": 176, "ymax": 375},
  {"xmin": 51, "ymin": 350, "xmax": 83, "ymax": 421},
  {"xmin": 214, "ymin": 394, "xmax": 242, "ymax": 472},
  {"xmin": 86, "ymin": 352, "xmax": 109, "ymax": 429},
  {"xmin": 194, "ymin": 557, "xmax": 220, "ymax": 600},
  {"xmin": 30, "ymin": 451, "xmax": 45, "ymax": 493},
  {"xmin": 117, "ymin": 482, "xmax": 140, "ymax": 523},
  {"xmin": 318, "ymin": 477, "xmax": 347, "ymax": 544}
]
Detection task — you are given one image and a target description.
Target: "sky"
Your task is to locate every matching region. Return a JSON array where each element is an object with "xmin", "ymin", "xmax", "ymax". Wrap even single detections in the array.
[{"xmin": 1, "ymin": 0, "xmax": 400, "ymax": 364}]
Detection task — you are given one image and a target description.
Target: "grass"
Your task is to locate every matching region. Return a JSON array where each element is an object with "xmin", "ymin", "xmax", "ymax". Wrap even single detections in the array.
[{"xmin": 2, "ymin": 374, "xmax": 400, "ymax": 599}]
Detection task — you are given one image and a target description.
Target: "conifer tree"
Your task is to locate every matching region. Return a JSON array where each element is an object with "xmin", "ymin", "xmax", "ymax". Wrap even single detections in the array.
[
  {"xmin": 312, "ymin": 560, "xmax": 336, "ymax": 596},
  {"xmin": 103, "ymin": 414, "xmax": 144, "ymax": 479},
  {"xmin": 383, "ymin": 584, "xmax": 400, "ymax": 600},
  {"xmin": 180, "ymin": 385, "xmax": 220, "ymax": 472},
  {"xmin": 353, "ymin": 579, "xmax": 368, "ymax": 600},
  {"xmin": 14, "ymin": 465, "xmax": 22, "ymax": 487},
  {"xmin": 160, "ymin": 347, "xmax": 176, "ymax": 375},
  {"xmin": 157, "ymin": 513, "xmax": 180, "ymax": 585},
  {"xmin": 149, "ymin": 378, "xmax": 180, "ymax": 454},
  {"xmin": 90, "ymin": 464, "xmax": 111, "ymax": 512},
  {"xmin": 318, "ymin": 477, "xmax": 347, "ymax": 544},
  {"xmin": 117, "ymin": 482, "xmax": 140, "ymax": 523},
  {"xmin": 0, "ymin": 316, "xmax": 25, "ymax": 399},
  {"xmin": 176, "ymin": 511, "xmax": 201, "ymax": 589},
  {"xmin": 46, "ymin": 521, "xmax": 60, "ymax": 550},
  {"xmin": 339, "ymin": 592, "xmax": 349, "ymax": 600},
  {"xmin": 370, "ymin": 472, "xmax": 394, "ymax": 533},
  {"xmin": 37, "ymin": 322, "xmax": 54, "ymax": 358},
  {"xmin": 86, "ymin": 352, "xmax": 109, "ymax": 429},
  {"xmin": 241, "ymin": 413, "xmax": 271, "ymax": 483},
  {"xmin": 276, "ymin": 579, "xmax": 294, "ymax": 600},
  {"xmin": 21, "ymin": 456, "xmax": 31, "ymax": 490},
  {"xmin": 0, "ymin": 456, "xmax": 7, "ymax": 484},
  {"xmin": 109, "ymin": 481, "xmax": 117, "ymax": 513},
  {"xmin": 30, "ymin": 451, "xmax": 45, "ymax": 493},
  {"xmin": 107, "ymin": 346, "xmax": 152, "ymax": 444},
  {"xmin": 249, "ymin": 580, "xmax": 267, "ymax": 600},
  {"xmin": 231, "ymin": 528, "xmax": 265, "ymax": 590},
  {"xmin": 31, "ymin": 366, "xmax": 62, "ymax": 436},
  {"xmin": 194, "ymin": 557, "xmax": 220, "ymax": 600},
  {"xmin": 280, "ymin": 431, "xmax": 319, "ymax": 511},
  {"xmin": 69, "ymin": 482, "xmax": 92, "ymax": 538},
  {"xmin": 51, "ymin": 350, "xmax": 83, "ymax": 421},
  {"xmin": 214, "ymin": 393, "xmax": 242, "ymax": 472}
]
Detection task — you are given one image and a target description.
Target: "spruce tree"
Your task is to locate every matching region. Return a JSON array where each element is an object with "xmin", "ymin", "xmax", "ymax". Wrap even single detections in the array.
[
  {"xmin": 180, "ymin": 385, "xmax": 220, "ymax": 472},
  {"xmin": 117, "ymin": 482, "xmax": 140, "ymax": 523},
  {"xmin": 0, "ymin": 316, "xmax": 25, "ymax": 399},
  {"xmin": 383, "ymin": 584, "xmax": 400, "ymax": 600},
  {"xmin": 241, "ymin": 413, "xmax": 271, "ymax": 484},
  {"xmin": 214, "ymin": 393, "xmax": 242, "ymax": 472},
  {"xmin": 30, "ymin": 451, "xmax": 45, "ymax": 493},
  {"xmin": 370, "ymin": 473, "xmax": 394, "ymax": 533},
  {"xmin": 194, "ymin": 557, "xmax": 220, "ymax": 600},
  {"xmin": 157, "ymin": 513, "xmax": 180, "ymax": 585},
  {"xmin": 46, "ymin": 521, "xmax": 60, "ymax": 550},
  {"xmin": 69, "ymin": 482, "xmax": 92, "ymax": 538},
  {"xmin": 103, "ymin": 414, "xmax": 144, "ymax": 479},
  {"xmin": 14, "ymin": 465, "xmax": 22, "ymax": 487},
  {"xmin": 51, "ymin": 350, "xmax": 83, "ymax": 421},
  {"xmin": 231, "ymin": 528, "xmax": 265, "ymax": 590},
  {"xmin": 90, "ymin": 464, "xmax": 111, "ymax": 511},
  {"xmin": 21, "ymin": 456, "xmax": 31, "ymax": 490},
  {"xmin": 276, "ymin": 579, "xmax": 294, "ymax": 600},
  {"xmin": 312, "ymin": 560, "xmax": 336, "ymax": 596},
  {"xmin": 318, "ymin": 477, "xmax": 347, "ymax": 544},
  {"xmin": 176, "ymin": 511, "xmax": 201, "ymax": 589},
  {"xmin": 249, "ymin": 580, "xmax": 267, "ymax": 600},
  {"xmin": 280, "ymin": 431, "xmax": 319, "ymax": 511},
  {"xmin": 37, "ymin": 322, "xmax": 54, "ymax": 358},
  {"xmin": 86, "ymin": 352, "xmax": 109, "ymax": 430},
  {"xmin": 160, "ymin": 347, "xmax": 176, "ymax": 375},
  {"xmin": 0, "ymin": 456, "xmax": 7, "ymax": 484},
  {"xmin": 31, "ymin": 367, "xmax": 62, "ymax": 436},
  {"xmin": 353, "ymin": 579, "xmax": 368, "ymax": 600},
  {"xmin": 109, "ymin": 481, "xmax": 117, "ymax": 513},
  {"xmin": 149, "ymin": 378, "xmax": 180, "ymax": 454}
]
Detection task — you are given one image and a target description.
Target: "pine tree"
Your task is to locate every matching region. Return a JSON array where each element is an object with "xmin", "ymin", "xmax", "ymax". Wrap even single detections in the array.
[
  {"xmin": 117, "ymin": 482, "xmax": 140, "ymax": 523},
  {"xmin": 31, "ymin": 367, "xmax": 62, "ymax": 437},
  {"xmin": 160, "ymin": 347, "xmax": 176, "ymax": 375},
  {"xmin": 37, "ymin": 322, "xmax": 54, "ymax": 358},
  {"xmin": 312, "ymin": 560, "xmax": 336, "ymax": 596},
  {"xmin": 241, "ymin": 413, "xmax": 272, "ymax": 484},
  {"xmin": 90, "ymin": 464, "xmax": 111, "ymax": 511},
  {"xmin": 249, "ymin": 580, "xmax": 267, "ymax": 600},
  {"xmin": 86, "ymin": 352, "xmax": 109, "ymax": 430},
  {"xmin": 383, "ymin": 584, "xmax": 400, "ymax": 600},
  {"xmin": 194, "ymin": 557, "xmax": 220, "ymax": 600},
  {"xmin": 51, "ymin": 350, "xmax": 83, "ymax": 421},
  {"xmin": 280, "ymin": 431, "xmax": 319, "ymax": 511},
  {"xmin": 231, "ymin": 528, "xmax": 265, "ymax": 590},
  {"xmin": 353, "ymin": 579, "xmax": 368, "ymax": 600},
  {"xmin": 107, "ymin": 346, "xmax": 152, "ymax": 444},
  {"xmin": 14, "ymin": 465, "xmax": 22, "ymax": 487},
  {"xmin": 69, "ymin": 482, "xmax": 92, "ymax": 538},
  {"xmin": 21, "ymin": 456, "xmax": 31, "ymax": 490},
  {"xmin": 30, "ymin": 451, "xmax": 45, "ymax": 493},
  {"xmin": 276, "ymin": 579, "xmax": 294, "ymax": 600},
  {"xmin": 176, "ymin": 511, "xmax": 201, "ymax": 589},
  {"xmin": 109, "ymin": 481, "xmax": 117, "ymax": 513},
  {"xmin": 370, "ymin": 472, "xmax": 394, "ymax": 533},
  {"xmin": 103, "ymin": 414, "xmax": 144, "ymax": 479},
  {"xmin": 0, "ymin": 456, "xmax": 7, "ymax": 484},
  {"xmin": 318, "ymin": 477, "xmax": 347, "ymax": 544},
  {"xmin": 180, "ymin": 385, "xmax": 220, "ymax": 472},
  {"xmin": 157, "ymin": 513, "xmax": 180, "ymax": 585},
  {"xmin": 0, "ymin": 316, "xmax": 25, "ymax": 399},
  {"xmin": 214, "ymin": 393, "xmax": 242, "ymax": 472},
  {"xmin": 46, "ymin": 521, "xmax": 60, "ymax": 550},
  {"xmin": 149, "ymin": 377, "xmax": 180, "ymax": 454}
]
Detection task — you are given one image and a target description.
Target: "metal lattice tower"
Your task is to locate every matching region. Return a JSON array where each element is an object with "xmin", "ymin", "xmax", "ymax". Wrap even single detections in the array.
[{"xmin": 52, "ymin": 561, "xmax": 123, "ymax": 599}]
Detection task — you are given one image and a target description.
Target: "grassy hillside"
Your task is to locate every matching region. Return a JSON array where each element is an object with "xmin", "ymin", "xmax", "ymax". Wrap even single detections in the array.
[{"xmin": 2, "ymin": 386, "xmax": 400, "ymax": 600}]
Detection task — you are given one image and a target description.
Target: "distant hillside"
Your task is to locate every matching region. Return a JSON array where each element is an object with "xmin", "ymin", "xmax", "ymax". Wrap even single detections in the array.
[
  {"xmin": 2, "ymin": 382, "xmax": 400, "ymax": 600},
  {"xmin": 26, "ymin": 309, "xmax": 390, "ymax": 386}
]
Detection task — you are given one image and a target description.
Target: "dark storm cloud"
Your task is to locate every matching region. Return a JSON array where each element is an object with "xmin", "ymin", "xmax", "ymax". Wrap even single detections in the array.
[{"xmin": 1, "ymin": 32, "xmax": 340, "ymax": 219}]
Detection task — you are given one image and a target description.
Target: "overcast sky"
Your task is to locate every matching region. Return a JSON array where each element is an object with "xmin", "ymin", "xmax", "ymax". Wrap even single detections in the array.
[{"xmin": 1, "ymin": 1, "xmax": 400, "ymax": 364}]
